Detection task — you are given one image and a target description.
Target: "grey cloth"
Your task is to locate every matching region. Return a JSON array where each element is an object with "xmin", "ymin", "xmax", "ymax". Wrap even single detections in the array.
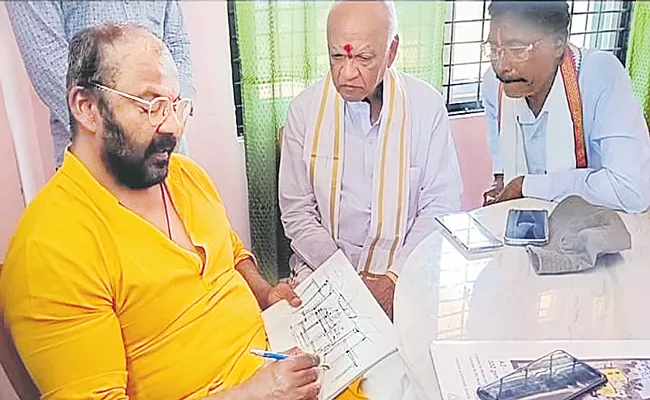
[{"xmin": 527, "ymin": 196, "xmax": 631, "ymax": 275}]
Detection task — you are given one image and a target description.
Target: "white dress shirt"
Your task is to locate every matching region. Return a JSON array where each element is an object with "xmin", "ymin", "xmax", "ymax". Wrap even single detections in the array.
[
  {"xmin": 483, "ymin": 49, "xmax": 650, "ymax": 213},
  {"xmin": 280, "ymin": 73, "xmax": 463, "ymax": 276}
]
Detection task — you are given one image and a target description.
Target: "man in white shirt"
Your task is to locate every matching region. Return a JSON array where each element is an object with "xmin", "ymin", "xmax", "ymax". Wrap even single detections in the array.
[
  {"xmin": 482, "ymin": 0, "xmax": 650, "ymax": 213},
  {"xmin": 279, "ymin": 0, "xmax": 463, "ymax": 318}
]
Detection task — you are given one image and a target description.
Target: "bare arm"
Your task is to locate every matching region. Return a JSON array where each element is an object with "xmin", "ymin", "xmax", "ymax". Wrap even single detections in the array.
[
  {"xmin": 235, "ymin": 258, "xmax": 273, "ymax": 308},
  {"xmin": 205, "ymin": 351, "xmax": 321, "ymax": 400},
  {"xmin": 231, "ymin": 231, "xmax": 300, "ymax": 309}
]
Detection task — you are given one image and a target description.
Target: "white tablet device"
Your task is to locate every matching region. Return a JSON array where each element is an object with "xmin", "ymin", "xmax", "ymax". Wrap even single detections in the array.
[{"xmin": 436, "ymin": 212, "xmax": 503, "ymax": 254}]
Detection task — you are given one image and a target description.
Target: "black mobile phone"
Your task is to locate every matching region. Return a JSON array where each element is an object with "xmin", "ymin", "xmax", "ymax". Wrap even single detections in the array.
[{"xmin": 476, "ymin": 349, "xmax": 607, "ymax": 400}]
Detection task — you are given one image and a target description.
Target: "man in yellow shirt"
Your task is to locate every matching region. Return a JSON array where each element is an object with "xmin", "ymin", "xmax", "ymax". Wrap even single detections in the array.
[{"xmin": 0, "ymin": 23, "xmax": 366, "ymax": 400}]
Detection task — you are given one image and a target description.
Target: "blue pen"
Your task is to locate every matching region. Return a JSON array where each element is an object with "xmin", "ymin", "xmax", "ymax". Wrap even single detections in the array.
[
  {"xmin": 250, "ymin": 349, "xmax": 289, "ymax": 361},
  {"xmin": 250, "ymin": 349, "xmax": 331, "ymax": 370}
]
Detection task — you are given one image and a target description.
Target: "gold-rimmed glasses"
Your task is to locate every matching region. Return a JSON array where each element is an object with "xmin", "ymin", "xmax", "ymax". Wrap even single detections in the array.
[
  {"xmin": 481, "ymin": 35, "xmax": 550, "ymax": 63},
  {"xmin": 91, "ymin": 82, "xmax": 193, "ymax": 127}
]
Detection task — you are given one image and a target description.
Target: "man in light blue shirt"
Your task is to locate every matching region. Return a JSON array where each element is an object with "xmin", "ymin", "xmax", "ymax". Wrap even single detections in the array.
[
  {"xmin": 482, "ymin": 0, "xmax": 650, "ymax": 213},
  {"xmin": 6, "ymin": 1, "xmax": 195, "ymax": 167}
]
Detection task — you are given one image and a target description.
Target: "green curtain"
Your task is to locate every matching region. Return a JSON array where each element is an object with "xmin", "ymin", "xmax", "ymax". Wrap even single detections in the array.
[
  {"xmin": 627, "ymin": 2, "xmax": 650, "ymax": 125},
  {"xmin": 235, "ymin": 1, "xmax": 447, "ymax": 282}
]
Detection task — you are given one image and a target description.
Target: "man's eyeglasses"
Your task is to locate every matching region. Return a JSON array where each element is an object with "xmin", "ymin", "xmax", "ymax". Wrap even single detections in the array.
[
  {"xmin": 90, "ymin": 82, "xmax": 194, "ymax": 127},
  {"xmin": 481, "ymin": 35, "xmax": 548, "ymax": 63}
]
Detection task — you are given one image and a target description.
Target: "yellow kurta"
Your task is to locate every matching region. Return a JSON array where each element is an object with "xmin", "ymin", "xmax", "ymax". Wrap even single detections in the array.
[{"xmin": 0, "ymin": 152, "xmax": 366, "ymax": 399}]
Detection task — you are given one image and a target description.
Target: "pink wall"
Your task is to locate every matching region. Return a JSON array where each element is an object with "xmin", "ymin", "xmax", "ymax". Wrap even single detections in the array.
[
  {"xmin": 0, "ymin": 82, "xmax": 24, "ymax": 264},
  {"xmin": 0, "ymin": 6, "xmax": 54, "ymax": 194},
  {"xmin": 450, "ymin": 114, "xmax": 493, "ymax": 211},
  {"xmin": 0, "ymin": 4, "xmax": 53, "ymax": 263}
]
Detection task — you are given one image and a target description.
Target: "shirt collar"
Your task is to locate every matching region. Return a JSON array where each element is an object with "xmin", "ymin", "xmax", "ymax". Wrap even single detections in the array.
[
  {"xmin": 59, "ymin": 150, "xmax": 121, "ymax": 208},
  {"xmin": 59, "ymin": 150, "xmax": 184, "ymax": 210},
  {"xmin": 516, "ymin": 70, "xmax": 558, "ymax": 124},
  {"xmin": 344, "ymin": 81, "xmax": 384, "ymax": 129}
]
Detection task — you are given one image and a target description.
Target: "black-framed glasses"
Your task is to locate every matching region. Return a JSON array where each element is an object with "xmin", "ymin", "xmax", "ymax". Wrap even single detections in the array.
[{"xmin": 91, "ymin": 82, "xmax": 194, "ymax": 127}]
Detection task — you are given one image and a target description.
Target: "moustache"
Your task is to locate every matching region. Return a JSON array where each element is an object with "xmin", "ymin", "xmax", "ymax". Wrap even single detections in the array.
[
  {"xmin": 496, "ymin": 74, "xmax": 527, "ymax": 84},
  {"xmin": 145, "ymin": 134, "xmax": 177, "ymax": 158}
]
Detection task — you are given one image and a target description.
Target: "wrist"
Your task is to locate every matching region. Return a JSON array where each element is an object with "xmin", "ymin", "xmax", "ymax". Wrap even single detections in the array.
[
  {"xmin": 235, "ymin": 367, "xmax": 270, "ymax": 400},
  {"xmin": 236, "ymin": 257, "xmax": 274, "ymax": 309},
  {"xmin": 203, "ymin": 380, "xmax": 254, "ymax": 400},
  {"xmin": 258, "ymin": 284, "xmax": 273, "ymax": 310},
  {"xmin": 231, "ymin": 382, "xmax": 260, "ymax": 400},
  {"xmin": 385, "ymin": 271, "xmax": 398, "ymax": 285}
]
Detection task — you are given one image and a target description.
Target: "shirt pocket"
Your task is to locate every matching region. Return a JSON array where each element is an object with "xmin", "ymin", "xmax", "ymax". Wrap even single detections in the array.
[{"xmin": 408, "ymin": 166, "xmax": 422, "ymax": 220}]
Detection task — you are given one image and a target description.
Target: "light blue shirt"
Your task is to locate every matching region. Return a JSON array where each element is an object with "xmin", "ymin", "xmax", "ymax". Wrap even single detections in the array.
[
  {"xmin": 6, "ymin": 1, "xmax": 195, "ymax": 166},
  {"xmin": 280, "ymin": 73, "xmax": 463, "ymax": 275},
  {"xmin": 483, "ymin": 49, "xmax": 650, "ymax": 213},
  {"xmin": 337, "ymin": 101, "xmax": 380, "ymax": 249}
]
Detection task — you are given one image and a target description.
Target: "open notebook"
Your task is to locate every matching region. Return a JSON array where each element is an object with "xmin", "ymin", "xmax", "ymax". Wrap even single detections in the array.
[{"xmin": 262, "ymin": 250, "xmax": 398, "ymax": 400}]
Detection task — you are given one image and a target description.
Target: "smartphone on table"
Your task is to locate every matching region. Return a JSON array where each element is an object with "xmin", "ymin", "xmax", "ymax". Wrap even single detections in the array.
[
  {"xmin": 476, "ymin": 349, "xmax": 607, "ymax": 400},
  {"xmin": 436, "ymin": 212, "xmax": 503, "ymax": 254},
  {"xmin": 504, "ymin": 209, "xmax": 549, "ymax": 246}
]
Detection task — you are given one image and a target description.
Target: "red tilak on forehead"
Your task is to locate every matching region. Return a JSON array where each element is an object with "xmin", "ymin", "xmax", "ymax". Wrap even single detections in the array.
[{"xmin": 344, "ymin": 44, "xmax": 353, "ymax": 59}]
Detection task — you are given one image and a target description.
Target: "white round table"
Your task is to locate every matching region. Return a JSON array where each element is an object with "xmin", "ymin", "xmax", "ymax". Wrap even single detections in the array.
[{"xmin": 393, "ymin": 198, "xmax": 650, "ymax": 399}]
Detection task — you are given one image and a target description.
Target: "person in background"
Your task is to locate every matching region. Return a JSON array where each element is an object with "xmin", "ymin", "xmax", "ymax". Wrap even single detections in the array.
[
  {"xmin": 6, "ymin": 0, "xmax": 195, "ymax": 167},
  {"xmin": 482, "ymin": 0, "xmax": 650, "ymax": 213},
  {"xmin": 279, "ymin": 0, "xmax": 463, "ymax": 320},
  {"xmin": 0, "ymin": 23, "xmax": 357, "ymax": 400}
]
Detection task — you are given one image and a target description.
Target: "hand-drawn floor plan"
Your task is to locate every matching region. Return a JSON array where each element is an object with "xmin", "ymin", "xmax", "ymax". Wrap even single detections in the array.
[
  {"xmin": 290, "ymin": 269, "xmax": 379, "ymax": 381},
  {"xmin": 262, "ymin": 251, "xmax": 397, "ymax": 400}
]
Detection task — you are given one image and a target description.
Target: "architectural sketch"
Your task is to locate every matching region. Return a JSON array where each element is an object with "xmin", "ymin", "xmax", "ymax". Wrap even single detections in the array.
[
  {"xmin": 262, "ymin": 250, "xmax": 397, "ymax": 400},
  {"xmin": 290, "ymin": 268, "xmax": 381, "ymax": 382}
]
